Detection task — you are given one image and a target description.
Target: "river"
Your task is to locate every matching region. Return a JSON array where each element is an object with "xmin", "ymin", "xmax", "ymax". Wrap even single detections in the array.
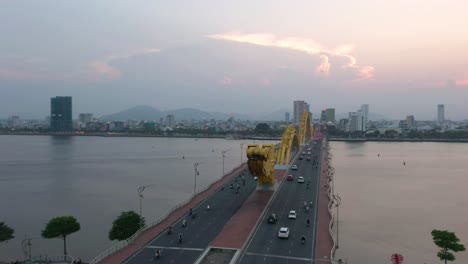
[
  {"xmin": 332, "ymin": 141, "xmax": 468, "ymax": 263},
  {"xmin": 1, "ymin": 136, "xmax": 467, "ymax": 263}
]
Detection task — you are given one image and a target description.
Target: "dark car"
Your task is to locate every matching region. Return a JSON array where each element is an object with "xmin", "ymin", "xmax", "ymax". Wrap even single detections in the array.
[
  {"xmin": 286, "ymin": 175, "xmax": 294, "ymax": 181},
  {"xmin": 299, "ymin": 155, "xmax": 304, "ymax": 160},
  {"xmin": 267, "ymin": 213, "xmax": 278, "ymax": 224}
]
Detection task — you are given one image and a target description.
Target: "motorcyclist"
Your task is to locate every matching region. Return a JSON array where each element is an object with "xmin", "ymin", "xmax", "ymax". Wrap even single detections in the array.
[
  {"xmin": 301, "ymin": 235, "xmax": 306, "ymax": 244},
  {"xmin": 182, "ymin": 219, "xmax": 187, "ymax": 227},
  {"xmin": 306, "ymin": 219, "xmax": 310, "ymax": 226},
  {"xmin": 155, "ymin": 249, "xmax": 161, "ymax": 258},
  {"xmin": 178, "ymin": 233, "xmax": 183, "ymax": 243},
  {"xmin": 167, "ymin": 226, "xmax": 173, "ymax": 235}
]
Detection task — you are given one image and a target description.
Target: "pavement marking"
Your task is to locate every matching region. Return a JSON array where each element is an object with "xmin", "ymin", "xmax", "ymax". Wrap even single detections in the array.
[
  {"xmin": 146, "ymin": 245, "xmax": 205, "ymax": 251},
  {"xmin": 245, "ymin": 252, "xmax": 312, "ymax": 262}
]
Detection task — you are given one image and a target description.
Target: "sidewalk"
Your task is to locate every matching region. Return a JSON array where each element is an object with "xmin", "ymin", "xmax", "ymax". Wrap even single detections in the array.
[
  {"xmin": 100, "ymin": 164, "xmax": 247, "ymax": 264},
  {"xmin": 315, "ymin": 139, "xmax": 333, "ymax": 264}
]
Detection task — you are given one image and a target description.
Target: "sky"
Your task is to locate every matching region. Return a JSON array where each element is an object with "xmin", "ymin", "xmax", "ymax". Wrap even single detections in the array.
[{"xmin": 1, "ymin": 0, "xmax": 468, "ymax": 120}]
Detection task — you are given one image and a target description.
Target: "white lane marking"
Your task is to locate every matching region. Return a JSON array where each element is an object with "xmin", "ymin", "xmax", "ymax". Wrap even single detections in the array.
[
  {"xmin": 246, "ymin": 252, "xmax": 312, "ymax": 261},
  {"xmin": 146, "ymin": 245, "xmax": 204, "ymax": 251}
]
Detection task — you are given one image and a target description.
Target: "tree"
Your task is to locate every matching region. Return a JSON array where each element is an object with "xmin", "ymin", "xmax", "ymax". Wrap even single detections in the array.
[
  {"xmin": 109, "ymin": 211, "xmax": 145, "ymax": 241},
  {"xmin": 0, "ymin": 222, "xmax": 14, "ymax": 243},
  {"xmin": 42, "ymin": 216, "xmax": 80, "ymax": 256},
  {"xmin": 431, "ymin": 229, "xmax": 466, "ymax": 264},
  {"xmin": 255, "ymin": 123, "xmax": 271, "ymax": 134}
]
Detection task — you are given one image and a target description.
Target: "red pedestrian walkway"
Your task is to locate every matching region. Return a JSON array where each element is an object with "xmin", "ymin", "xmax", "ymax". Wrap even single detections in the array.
[
  {"xmin": 210, "ymin": 169, "xmax": 287, "ymax": 249},
  {"xmin": 99, "ymin": 164, "xmax": 247, "ymax": 264},
  {"xmin": 315, "ymin": 139, "xmax": 333, "ymax": 264}
]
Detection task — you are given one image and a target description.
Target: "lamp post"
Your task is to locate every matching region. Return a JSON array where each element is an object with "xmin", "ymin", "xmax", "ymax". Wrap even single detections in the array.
[
  {"xmin": 138, "ymin": 184, "xmax": 156, "ymax": 220},
  {"xmin": 240, "ymin": 143, "xmax": 245, "ymax": 163},
  {"xmin": 222, "ymin": 150, "xmax": 229, "ymax": 175},
  {"xmin": 193, "ymin": 162, "xmax": 200, "ymax": 195}
]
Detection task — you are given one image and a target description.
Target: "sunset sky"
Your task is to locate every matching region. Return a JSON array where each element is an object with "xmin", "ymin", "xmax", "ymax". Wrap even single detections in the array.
[{"xmin": 1, "ymin": 0, "xmax": 467, "ymax": 120}]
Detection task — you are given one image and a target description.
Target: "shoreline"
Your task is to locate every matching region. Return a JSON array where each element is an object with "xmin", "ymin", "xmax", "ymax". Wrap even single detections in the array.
[
  {"xmin": 2, "ymin": 132, "xmax": 468, "ymax": 142},
  {"xmin": 0, "ymin": 132, "xmax": 282, "ymax": 140}
]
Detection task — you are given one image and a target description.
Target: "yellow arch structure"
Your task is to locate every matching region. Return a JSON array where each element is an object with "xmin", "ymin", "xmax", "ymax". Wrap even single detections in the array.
[
  {"xmin": 299, "ymin": 111, "xmax": 313, "ymax": 145},
  {"xmin": 276, "ymin": 124, "xmax": 300, "ymax": 165},
  {"xmin": 246, "ymin": 144, "xmax": 277, "ymax": 186},
  {"xmin": 276, "ymin": 111, "xmax": 314, "ymax": 165}
]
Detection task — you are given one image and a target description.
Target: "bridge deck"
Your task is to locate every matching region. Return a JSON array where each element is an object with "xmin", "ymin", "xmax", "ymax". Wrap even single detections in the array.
[
  {"xmin": 100, "ymin": 164, "xmax": 248, "ymax": 264},
  {"xmin": 210, "ymin": 169, "xmax": 287, "ymax": 249}
]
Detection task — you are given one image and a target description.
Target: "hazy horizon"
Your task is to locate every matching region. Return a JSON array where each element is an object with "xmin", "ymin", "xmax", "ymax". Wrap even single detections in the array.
[{"xmin": 1, "ymin": 1, "xmax": 467, "ymax": 120}]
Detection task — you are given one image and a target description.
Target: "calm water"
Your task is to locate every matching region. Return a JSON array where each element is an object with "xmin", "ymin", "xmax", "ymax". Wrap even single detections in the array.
[
  {"xmin": 1, "ymin": 137, "xmax": 467, "ymax": 263},
  {"xmin": 332, "ymin": 141, "xmax": 468, "ymax": 264},
  {"xmin": 0, "ymin": 135, "xmax": 275, "ymax": 261}
]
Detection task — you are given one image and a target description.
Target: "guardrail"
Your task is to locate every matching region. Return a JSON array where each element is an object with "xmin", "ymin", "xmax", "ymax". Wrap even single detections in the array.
[
  {"xmin": 22, "ymin": 255, "xmax": 75, "ymax": 264},
  {"xmin": 324, "ymin": 140, "xmax": 340, "ymax": 264},
  {"xmin": 89, "ymin": 163, "xmax": 246, "ymax": 264}
]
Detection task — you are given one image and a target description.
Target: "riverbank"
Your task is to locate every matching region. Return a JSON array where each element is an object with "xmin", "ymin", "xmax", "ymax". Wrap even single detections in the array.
[
  {"xmin": 329, "ymin": 137, "xmax": 468, "ymax": 143},
  {"xmin": 0, "ymin": 132, "xmax": 281, "ymax": 140}
]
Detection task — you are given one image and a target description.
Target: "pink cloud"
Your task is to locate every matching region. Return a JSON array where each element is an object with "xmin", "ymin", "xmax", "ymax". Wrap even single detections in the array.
[
  {"xmin": 219, "ymin": 76, "xmax": 233, "ymax": 86},
  {"xmin": 316, "ymin": 55, "xmax": 331, "ymax": 77},
  {"xmin": 207, "ymin": 32, "xmax": 374, "ymax": 81},
  {"xmin": 456, "ymin": 79, "xmax": 468, "ymax": 86}
]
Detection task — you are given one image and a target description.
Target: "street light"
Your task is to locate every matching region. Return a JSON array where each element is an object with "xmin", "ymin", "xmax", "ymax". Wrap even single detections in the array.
[
  {"xmin": 138, "ymin": 184, "xmax": 156, "ymax": 220},
  {"xmin": 240, "ymin": 143, "xmax": 245, "ymax": 163},
  {"xmin": 222, "ymin": 150, "xmax": 229, "ymax": 175},
  {"xmin": 193, "ymin": 162, "xmax": 200, "ymax": 195}
]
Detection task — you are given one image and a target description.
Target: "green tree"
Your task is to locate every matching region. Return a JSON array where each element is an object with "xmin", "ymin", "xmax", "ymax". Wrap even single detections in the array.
[
  {"xmin": 0, "ymin": 222, "xmax": 14, "ymax": 243},
  {"xmin": 42, "ymin": 216, "xmax": 80, "ymax": 256},
  {"xmin": 109, "ymin": 211, "xmax": 145, "ymax": 241},
  {"xmin": 431, "ymin": 229, "xmax": 466, "ymax": 264},
  {"xmin": 255, "ymin": 123, "xmax": 271, "ymax": 134}
]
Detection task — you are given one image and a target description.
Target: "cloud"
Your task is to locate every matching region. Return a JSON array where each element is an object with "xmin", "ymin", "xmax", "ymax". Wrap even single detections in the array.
[
  {"xmin": 87, "ymin": 48, "xmax": 160, "ymax": 80},
  {"xmin": 316, "ymin": 55, "xmax": 331, "ymax": 77},
  {"xmin": 219, "ymin": 76, "xmax": 233, "ymax": 86},
  {"xmin": 207, "ymin": 32, "xmax": 374, "ymax": 81},
  {"xmin": 456, "ymin": 79, "xmax": 468, "ymax": 86}
]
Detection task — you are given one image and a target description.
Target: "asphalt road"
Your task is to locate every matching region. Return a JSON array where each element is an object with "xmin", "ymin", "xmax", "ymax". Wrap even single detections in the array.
[
  {"xmin": 124, "ymin": 171, "xmax": 258, "ymax": 264},
  {"xmin": 240, "ymin": 139, "xmax": 323, "ymax": 264}
]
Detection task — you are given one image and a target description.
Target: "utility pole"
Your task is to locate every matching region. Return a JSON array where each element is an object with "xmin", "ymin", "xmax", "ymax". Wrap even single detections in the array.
[
  {"xmin": 222, "ymin": 150, "xmax": 229, "ymax": 175},
  {"xmin": 240, "ymin": 143, "xmax": 245, "ymax": 163},
  {"xmin": 194, "ymin": 162, "xmax": 200, "ymax": 195}
]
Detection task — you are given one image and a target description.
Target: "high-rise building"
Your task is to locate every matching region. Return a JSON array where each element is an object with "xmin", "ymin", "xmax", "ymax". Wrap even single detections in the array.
[
  {"xmin": 285, "ymin": 112, "xmax": 290, "ymax": 123},
  {"xmin": 406, "ymin": 115, "xmax": 415, "ymax": 129},
  {"xmin": 360, "ymin": 104, "xmax": 369, "ymax": 131},
  {"xmin": 437, "ymin": 104, "xmax": 445, "ymax": 126},
  {"xmin": 165, "ymin": 115, "xmax": 176, "ymax": 128},
  {"xmin": 293, "ymin": 100, "xmax": 310, "ymax": 124},
  {"xmin": 348, "ymin": 112, "xmax": 358, "ymax": 132},
  {"xmin": 78, "ymin": 113, "xmax": 93, "ymax": 128},
  {"xmin": 325, "ymin": 108, "xmax": 335, "ymax": 123},
  {"xmin": 50, "ymin": 96, "xmax": 72, "ymax": 132}
]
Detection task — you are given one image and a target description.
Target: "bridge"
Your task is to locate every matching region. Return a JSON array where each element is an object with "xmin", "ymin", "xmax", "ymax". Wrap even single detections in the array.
[{"xmin": 89, "ymin": 111, "xmax": 341, "ymax": 264}]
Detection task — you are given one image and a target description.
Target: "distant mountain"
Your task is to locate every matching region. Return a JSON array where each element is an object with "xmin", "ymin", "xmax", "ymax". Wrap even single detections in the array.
[
  {"xmin": 335, "ymin": 112, "xmax": 387, "ymax": 121},
  {"xmin": 100, "ymin": 105, "xmax": 248, "ymax": 121}
]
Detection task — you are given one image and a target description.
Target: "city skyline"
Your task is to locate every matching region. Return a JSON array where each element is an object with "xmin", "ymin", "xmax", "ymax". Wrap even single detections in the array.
[{"xmin": 1, "ymin": 1, "xmax": 468, "ymax": 120}]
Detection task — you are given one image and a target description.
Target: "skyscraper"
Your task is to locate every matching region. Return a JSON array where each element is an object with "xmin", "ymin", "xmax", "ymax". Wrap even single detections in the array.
[
  {"xmin": 50, "ymin": 96, "xmax": 72, "ymax": 132},
  {"xmin": 360, "ymin": 104, "xmax": 369, "ymax": 131},
  {"xmin": 293, "ymin": 100, "xmax": 310, "ymax": 125},
  {"xmin": 437, "ymin": 104, "xmax": 445, "ymax": 126},
  {"xmin": 406, "ymin": 115, "xmax": 415, "ymax": 129},
  {"xmin": 285, "ymin": 112, "xmax": 290, "ymax": 123}
]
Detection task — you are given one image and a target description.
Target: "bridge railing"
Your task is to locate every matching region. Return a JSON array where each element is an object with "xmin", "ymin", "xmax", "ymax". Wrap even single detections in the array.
[
  {"xmin": 22, "ymin": 255, "xmax": 75, "ymax": 264},
  {"xmin": 89, "ymin": 163, "xmax": 246, "ymax": 264},
  {"xmin": 324, "ymin": 140, "xmax": 340, "ymax": 264}
]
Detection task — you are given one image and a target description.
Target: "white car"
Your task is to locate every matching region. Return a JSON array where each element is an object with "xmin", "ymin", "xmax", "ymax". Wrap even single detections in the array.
[
  {"xmin": 291, "ymin": 165, "xmax": 298, "ymax": 170},
  {"xmin": 288, "ymin": 210, "xmax": 297, "ymax": 219},
  {"xmin": 297, "ymin": 176, "xmax": 305, "ymax": 183},
  {"xmin": 278, "ymin": 227, "xmax": 290, "ymax": 238}
]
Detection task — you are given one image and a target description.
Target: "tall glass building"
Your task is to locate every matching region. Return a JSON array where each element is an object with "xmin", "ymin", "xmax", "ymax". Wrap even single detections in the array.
[{"xmin": 50, "ymin": 96, "xmax": 73, "ymax": 132}]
